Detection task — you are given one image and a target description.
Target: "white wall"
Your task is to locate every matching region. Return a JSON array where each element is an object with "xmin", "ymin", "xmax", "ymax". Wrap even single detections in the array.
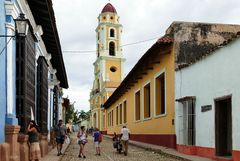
[{"xmin": 175, "ymin": 38, "xmax": 240, "ymax": 150}]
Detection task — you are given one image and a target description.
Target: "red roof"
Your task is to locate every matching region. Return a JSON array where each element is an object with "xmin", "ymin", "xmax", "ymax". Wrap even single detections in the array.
[
  {"xmin": 101, "ymin": 3, "xmax": 117, "ymax": 13},
  {"xmin": 157, "ymin": 35, "xmax": 174, "ymax": 43}
]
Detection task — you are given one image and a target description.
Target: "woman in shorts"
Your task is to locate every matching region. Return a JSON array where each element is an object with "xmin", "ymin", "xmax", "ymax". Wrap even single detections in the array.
[
  {"xmin": 77, "ymin": 126, "xmax": 88, "ymax": 158},
  {"xmin": 27, "ymin": 120, "xmax": 41, "ymax": 161}
]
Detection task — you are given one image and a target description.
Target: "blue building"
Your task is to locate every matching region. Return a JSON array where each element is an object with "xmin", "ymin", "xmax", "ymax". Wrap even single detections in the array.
[
  {"xmin": 0, "ymin": 0, "xmax": 68, "ymax": 160},
  {"xmin": 0, "ymin": 0, "xmax": 7, "ymax": 144}
]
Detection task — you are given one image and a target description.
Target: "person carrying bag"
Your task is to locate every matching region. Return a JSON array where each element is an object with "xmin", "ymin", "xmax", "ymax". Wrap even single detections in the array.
[{"xmin": 77, "ymin": 126, "xmax": 88, "ymax": 158}]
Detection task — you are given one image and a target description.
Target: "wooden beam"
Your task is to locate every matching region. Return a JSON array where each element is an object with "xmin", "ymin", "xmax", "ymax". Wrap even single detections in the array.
[
  {"xmin": 141, "ymin": 71, "xmax": 147, "ymax": 75},
  {"xmin": 153, "ymin": 60, "xmax": 160, "ymax": 64},
  {"xmin": 147, "ymin": 66, "xmax": 153, "ymax": 70}
]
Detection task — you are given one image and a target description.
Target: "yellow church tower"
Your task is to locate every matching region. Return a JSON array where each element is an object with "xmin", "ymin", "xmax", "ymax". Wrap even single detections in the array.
[{"xmin": 90, "ymin": 3, "xmax": 125, "ymax": 132}]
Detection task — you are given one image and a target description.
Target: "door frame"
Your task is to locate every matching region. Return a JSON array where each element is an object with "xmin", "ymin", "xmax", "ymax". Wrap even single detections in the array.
[{"xmin": 214, "ymin": 95, "xmax": 232, "ymax": 156}]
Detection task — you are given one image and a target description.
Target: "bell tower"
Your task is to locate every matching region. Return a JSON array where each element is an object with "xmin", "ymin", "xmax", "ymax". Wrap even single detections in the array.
[
  {"xmin": 95, "ymin": 3, "xmax": 124, "ymax": 81},
  {"xmin": 90, "ymin": 3, "xmax": 125, "ymax": 131}
]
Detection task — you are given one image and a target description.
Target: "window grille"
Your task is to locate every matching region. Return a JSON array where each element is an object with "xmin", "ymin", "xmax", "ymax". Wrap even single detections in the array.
[
  {"xmin": 36, "ymin": 56, "xmax": 48, "ymax": 134},
  {"xmin": 16, "ymin": 31, "xmax": 36, "ymax": 133},
  {"xmin": 182, "ymin": 99, "xmax": 196, "ymax": 145}
]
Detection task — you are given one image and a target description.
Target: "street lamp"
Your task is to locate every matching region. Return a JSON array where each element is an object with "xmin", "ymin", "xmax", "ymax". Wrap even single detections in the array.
[
  {"xmin": 15, "ymin": 13, "xmax": 29, "ymax": 37},
  {"xmin": 0, "ymin": 13, "xmax": 29, "ymax": 37}
]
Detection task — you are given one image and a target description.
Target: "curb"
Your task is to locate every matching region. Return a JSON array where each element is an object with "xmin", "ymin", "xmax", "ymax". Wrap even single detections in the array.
[
  {"xmin": 128, "ymin": 141, "xmax": 191, "ymax": 161},
  {"xmin": 103, "ymin": 135, "xmax": 191, "ymax": 161}
]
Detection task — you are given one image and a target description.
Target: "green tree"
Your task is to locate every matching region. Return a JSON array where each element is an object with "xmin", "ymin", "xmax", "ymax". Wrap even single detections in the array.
[
  {"xmin": 73, "ymin": 110, "xmax": 80, "ymax": 123},
  {"xmin": 79, "ymin": 110, "xmax": 86, "ymax": 121},
  {"xmin": 65, "ymin": 104, "xmax": 75, "ymax": 123}
]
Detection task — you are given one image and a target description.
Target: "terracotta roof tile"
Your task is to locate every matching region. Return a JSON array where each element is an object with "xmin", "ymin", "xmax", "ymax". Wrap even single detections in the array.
[{"xmin": 157, "ymin": 35, "xmax": 174, "ymax": 43}]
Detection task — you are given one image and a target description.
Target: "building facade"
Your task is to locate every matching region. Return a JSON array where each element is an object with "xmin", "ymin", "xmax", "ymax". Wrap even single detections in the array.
[
  {"xmin": 90, "ymin": 3, "xmax": 125, "ymax": 132},
  {"xmin": 173, "ymin": 22, "xmax": 240, "ymax": 161},
  {"xmin": 104, "ymin": 35, "xmax": 176, "ymax": 148},
  {"xmin": 0, "ymin": 0, "xmax": 68, "ymax": 161},
  {"xmin": 0, "ymin": 0, "xmax": 8, "ymax": 145}
]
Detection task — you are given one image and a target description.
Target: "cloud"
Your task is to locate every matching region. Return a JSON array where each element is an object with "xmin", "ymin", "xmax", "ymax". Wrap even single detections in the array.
[{"xmin": 52, "ymin": 0, "xmax": 240, "ymax": 112}]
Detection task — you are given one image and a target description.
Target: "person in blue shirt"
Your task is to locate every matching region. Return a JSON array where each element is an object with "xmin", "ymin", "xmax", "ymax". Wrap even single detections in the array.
[{"xmin": 93, "ymin": 128, "xmax": 101, "ymax": 155}]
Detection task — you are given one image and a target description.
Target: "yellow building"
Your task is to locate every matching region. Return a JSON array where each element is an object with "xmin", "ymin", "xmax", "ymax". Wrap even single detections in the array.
[
  {"xmin": 104, "ymin": 35, "xmax": 176, "ymax": 148},
  {"xmin": 90, "ymin": 3, "xmax": 125, "ymax": 132}
]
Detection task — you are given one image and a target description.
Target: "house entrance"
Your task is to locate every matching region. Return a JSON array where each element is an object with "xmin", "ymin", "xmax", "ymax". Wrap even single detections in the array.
[{"xmin": 215, "ymin": 97, "xmax": 232, "ymax": 157}]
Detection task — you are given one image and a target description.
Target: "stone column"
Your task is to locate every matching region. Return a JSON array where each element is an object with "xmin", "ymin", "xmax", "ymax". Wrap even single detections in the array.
[
  {"xmin": 39, "ymin": 134, "xmax": 48, "ymax": 157},
  {"xmin": 17, "ymin": 134, "xmax": 29, "ymax": 161},
  {"xmin": 5, "ymin": 125, "xmax": 20, "ymax": 161}
]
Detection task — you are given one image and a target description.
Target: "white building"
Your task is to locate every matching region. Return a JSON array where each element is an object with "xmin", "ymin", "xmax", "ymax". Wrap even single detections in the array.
[{"xmin": 172, "ymin": 22, "xmax": 240, "ymax": 160}]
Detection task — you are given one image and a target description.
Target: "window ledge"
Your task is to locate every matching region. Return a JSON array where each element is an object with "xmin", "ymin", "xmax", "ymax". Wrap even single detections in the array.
[
  {"xmin": 134, "ymin": 120, "xmax": 141, "ymax": 123},
  {"xmin": 154, "ymin": 113, "xmax": 167, "ymax": 119},
  {"xmin": 117, "ymin": 123, "xmax": 127, "ymax": 127},
  {"xmin": 143, "ymin": 117, "xmax": 152, "ymax": 121}
]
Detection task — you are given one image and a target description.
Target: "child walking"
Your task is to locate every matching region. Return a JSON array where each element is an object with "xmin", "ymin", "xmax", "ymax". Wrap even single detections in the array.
[{"xmin": 93, "ymin": 128, "xmax": 102, "ymax": 156}]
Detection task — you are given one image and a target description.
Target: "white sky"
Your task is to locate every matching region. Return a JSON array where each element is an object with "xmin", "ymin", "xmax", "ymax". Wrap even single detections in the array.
[{"xmin": 52, "ymin": 0, "xmax": 240, "ymax": 112}]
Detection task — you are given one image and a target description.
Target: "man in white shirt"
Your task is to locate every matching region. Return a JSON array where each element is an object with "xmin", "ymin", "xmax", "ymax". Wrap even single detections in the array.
[{"xmin": 120, "ymin": 126, "xmax": 130, "ymax": 156}]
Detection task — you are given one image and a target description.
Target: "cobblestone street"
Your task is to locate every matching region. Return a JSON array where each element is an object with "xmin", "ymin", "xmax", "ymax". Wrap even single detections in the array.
[{"xmin": 60, "ymin": 135, "xmax": 185, "ymax": 161}]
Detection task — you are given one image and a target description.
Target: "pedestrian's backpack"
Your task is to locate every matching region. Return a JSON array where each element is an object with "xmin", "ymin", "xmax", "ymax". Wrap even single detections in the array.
[{"xmin": 98, "ymin": 132, "xmax": 102, "ymax": 143}]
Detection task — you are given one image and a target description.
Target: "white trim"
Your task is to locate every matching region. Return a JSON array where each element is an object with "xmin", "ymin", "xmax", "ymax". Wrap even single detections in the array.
[
  {"xmin": 142, "ymin": 80, "xmax": 151, "ymax": 120},
  {"xmin": 5, "ymin": 23, "xmax": 15, "ymax": 31},
  {"xmin": 5, "ymin": 1, "xmax": 19, "ymax": 19},
  {"xmin": 6, "ymin": 23, "xmax": 14, "ymax": 115},
  {"xmin": 154, "ymin": 68, "xmax": 167, "ymax": 118},
  {"xmin": 134, "ymin": 88, "xmax": 141, "ymax": 122},
  {"xmin": 143, "ymin": 117, "xmax": 152, "ymax": 121}
]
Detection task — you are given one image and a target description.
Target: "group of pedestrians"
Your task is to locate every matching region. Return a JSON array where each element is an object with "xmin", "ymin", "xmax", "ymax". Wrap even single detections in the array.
[
  {"xmin": 76, "ymin": 125, "xmax": 130, "ymax": 158},
  {"xmin": 77, "ymin": 126, "xmax": 102, "ymax": 158},
  {"xmin": 27, "ymin": 119, "xmax": 69, "ymax": 161},
  {"xmin": 26, "ymin": 119, "xmax": 130, "ymax": 160}
]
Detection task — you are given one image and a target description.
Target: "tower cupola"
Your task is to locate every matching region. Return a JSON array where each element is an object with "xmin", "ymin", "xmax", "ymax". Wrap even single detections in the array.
[
  {"xmin": 101, "ymin": 3, "xmax": 117, "ymax": 13},
  {"xmin": 96, "ymin": 3, "xmax": 123, "ymax": 58}
]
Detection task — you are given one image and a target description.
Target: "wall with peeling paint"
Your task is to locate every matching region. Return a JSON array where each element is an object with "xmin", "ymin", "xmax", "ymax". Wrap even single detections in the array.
[{"xmin": 175, "ymin": 38, "xmax": 240, "ymax": 151}]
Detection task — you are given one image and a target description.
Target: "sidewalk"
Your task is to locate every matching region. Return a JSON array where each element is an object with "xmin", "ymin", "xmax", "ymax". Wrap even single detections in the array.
[
  {"xmin": 41, "ymin": 139, "xmax": 70, "ymax": 161},
  {"xmin": 104, "ymin": 135, "xmax": 212, "ymax": 161}
]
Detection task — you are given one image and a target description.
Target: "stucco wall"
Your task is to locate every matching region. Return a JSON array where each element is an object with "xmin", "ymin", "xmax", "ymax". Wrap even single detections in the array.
[
  {"xmin": 175, "ymin": 38, "xmax": 240, "ymax": 150},
  {"xmin": 0, "ymin": 0, "xmax": 6, "ymax": 144},
  {"xmin": 106, "ymin": 49, "xmax": 175, "ymax": 136}
]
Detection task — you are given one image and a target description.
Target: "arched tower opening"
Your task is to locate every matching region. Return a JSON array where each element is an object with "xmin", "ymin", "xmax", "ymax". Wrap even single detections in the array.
[
  {"xmin": 110, "ymin": 28, "xmax": 115, "ymax": 37},
  {"xmin": 109, "ymin": 41, "xmax": 115, "ymax": 56}
]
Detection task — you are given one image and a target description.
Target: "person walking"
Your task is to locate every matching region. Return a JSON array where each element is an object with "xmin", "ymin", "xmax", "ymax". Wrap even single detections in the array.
[
  {"xmin": 27, "ymin": 120, "xmax": 41, "ymax": 161},
  {"xmin": 120, "ymin": 125, "xmax": 130, "ymax": 156},
  {"xmin": 54, "ymin": 120, "xmax": 67, "ymax": 156},
  {"xmin": 77, "ymin": 126, "xmax": 88, "ymax": 158},
  {"xmin": 93, "ymin": 128, "xmax": 101, "ymax": 156}
]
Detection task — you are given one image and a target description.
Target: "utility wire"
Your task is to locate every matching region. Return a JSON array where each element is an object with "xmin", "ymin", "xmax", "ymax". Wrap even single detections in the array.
[
  {"xmin": 63, "ymin": 36, "xmax": 158, "ymax": 54},
  {"xmin": 0, "ymin": 37, "xmax": 13, "ymax": 56}
]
